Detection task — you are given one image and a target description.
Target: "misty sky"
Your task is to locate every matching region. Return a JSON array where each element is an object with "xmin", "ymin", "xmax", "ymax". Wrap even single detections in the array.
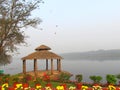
[{"xmin": 19, "ymin": 0, "xmax": 120, "ymax": 56}]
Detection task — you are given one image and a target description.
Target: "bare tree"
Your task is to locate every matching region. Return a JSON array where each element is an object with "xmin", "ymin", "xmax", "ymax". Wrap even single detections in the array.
[{"xmin": 0, "ymin": 0, "xmax": 42, "ymax": 65}]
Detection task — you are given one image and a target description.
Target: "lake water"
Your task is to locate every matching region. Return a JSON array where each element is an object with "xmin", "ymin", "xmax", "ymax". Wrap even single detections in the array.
[{"xmin": 0, "ymin": 58, "xmax": 120, "ymax": 83}]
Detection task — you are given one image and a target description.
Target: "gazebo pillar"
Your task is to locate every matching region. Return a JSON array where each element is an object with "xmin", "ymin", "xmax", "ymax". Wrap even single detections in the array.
[
  {"xmin": 34, "ymin": 59, "xmax": 37, "ymax": 73},
  {"xmin": 23, "ymin": 60, "xmax": 26, "ymax": 74},
  {"xmin": 57, "ymin": 59, "xmax": 59, "ymax": 71},
  {"xmin": 46, "ymin": 59, "xmax": 48, "ymax": 70},
  {"xmin": 34, "ymin": 59, "xmax": 38, "ymax": 77},
  {"xmin": 51, "ymin": 59, "xmax": 53, "ymax": 74},
  {"xmin": 58, "ymin": 59, "xmax": 61, "ymax": 72}
]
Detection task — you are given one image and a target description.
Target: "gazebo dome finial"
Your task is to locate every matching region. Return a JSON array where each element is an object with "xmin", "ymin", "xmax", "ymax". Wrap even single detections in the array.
[{"xmin": 35, "ymin": 45, "xmax": 51, "ymax": 51}]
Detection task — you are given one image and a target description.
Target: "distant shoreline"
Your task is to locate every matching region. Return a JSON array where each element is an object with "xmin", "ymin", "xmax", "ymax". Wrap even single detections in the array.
[{"xmin": 60, "ymin": 49, "xmax": 120, "ymax": 60}]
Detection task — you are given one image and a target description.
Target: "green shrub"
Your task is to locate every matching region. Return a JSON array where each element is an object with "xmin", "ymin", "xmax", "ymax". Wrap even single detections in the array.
[
  {"xmin": 58, "ymin": 72, "xmax": 71, "ymax": 83},
  {"xmin": 89, "ymin": 75, "xmax": 102, "ymax": 84},
  {"xmin": 106, "ymin": 74, "xmax": 117, "ymax": 85},
  {"xmin": 116, "ymin": 74, "xmax": 120, "ymax": 79},
  {"xmin": 75, "ymin": 74, "xmax": 83, "ymax": 82}
]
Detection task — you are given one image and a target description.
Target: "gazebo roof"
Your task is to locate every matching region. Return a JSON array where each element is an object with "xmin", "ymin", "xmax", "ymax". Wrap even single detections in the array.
[
  {"xmin": 35, "ymin": 45, "xmax": 51, "ymax": 51},
  {"xmin": 22, "ymin": 45, "xmax": 63, "ymax": 60}
]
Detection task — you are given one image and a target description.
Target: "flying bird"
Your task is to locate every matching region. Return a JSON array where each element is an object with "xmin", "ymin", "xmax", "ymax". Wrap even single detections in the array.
[{"xmin": 56, "ymin": 25, "xmax": 58, "ymax": 27}]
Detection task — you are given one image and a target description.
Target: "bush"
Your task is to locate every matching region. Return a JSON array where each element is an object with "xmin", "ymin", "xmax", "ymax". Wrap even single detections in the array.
[
  {"xmin": 106, "ymin": 74, "xmax": 117, "ymax": 85},
  {"xmin": 116, "ymin": 74, "xmax": 120, "ymax": 79},
  {"xmin": 58, "ymin": 72, "xmax": 71, "ymax": 83},
  {"xmin": 75, "ymin": 74, "xmax": 83, "ymax": 82},
  {"xmin": 89, "ymin": 75, "xmax": 102, "ymax": 84}
]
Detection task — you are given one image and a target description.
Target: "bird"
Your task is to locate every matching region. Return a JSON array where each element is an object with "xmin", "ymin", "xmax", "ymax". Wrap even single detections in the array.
[{"xmin": 56, "ymin": 25, "xmax": 58, "ymax": 27}]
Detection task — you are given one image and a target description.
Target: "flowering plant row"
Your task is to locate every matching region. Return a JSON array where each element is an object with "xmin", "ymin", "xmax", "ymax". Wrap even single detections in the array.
[{"xmin": 1, "ymin": 83, "xmax": 120, "ymax": 90}]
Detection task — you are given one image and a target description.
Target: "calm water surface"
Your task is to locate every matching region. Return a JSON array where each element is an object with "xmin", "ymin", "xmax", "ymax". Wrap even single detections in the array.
[{"xmin": 1, "ymin": 58, "xmax": 120, "ymax": 83}]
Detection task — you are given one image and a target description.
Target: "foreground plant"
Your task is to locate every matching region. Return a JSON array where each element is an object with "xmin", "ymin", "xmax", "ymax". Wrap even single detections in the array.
[
  {"xmin": 13, "ymin": 83, "xmax": 23, "ymax": 89},
  {"xmin": 69, "ymin": 86, "xmax": 76, "ymax": 90},
  {"xmin": 75, "ymin": 74, "xmax": 83, "ymax": 82},
  {"xmin": 92, "ymin": 84, "xmax": 102, "ymax": 90},
  {"xmin": 1, "ymin": 83, "xmax": 8, "ymax": 90},
  {"xmin": 45, "ymin": 86, "xmax": 52, "ymax": 90},
  {"xmin": 106, "ymin": 74, "xmax": 117, "ymax": 85},
  {"xmin": 0, "ymin": 83, "xmax": 120, "ymax": 90},
  {"xmin": 108, "ymin": 85, "xmax": 116, "ymax": 90},
  {"xmin": 81, "ymin": 85, "xmax": 88, "ymax": 90},
  {"xmin": 56, "ymin": 85, "xmax": 64, "ymax": 90},
  {"xmin": 89, "ymin": 75, "xmax": 102, "ymax": 84},
  {"xmin": 58, "ymin": 72, "xmax": 72, "ymax": 83},
  {"xmin": 35, "ymin": 83, "xmax": 42, "ymax": 89}
]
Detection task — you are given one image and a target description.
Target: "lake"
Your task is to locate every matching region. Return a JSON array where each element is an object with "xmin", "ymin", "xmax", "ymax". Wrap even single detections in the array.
[{"xmin": 0, "ymin": 58, "xmax": 120, "ymax": 83}]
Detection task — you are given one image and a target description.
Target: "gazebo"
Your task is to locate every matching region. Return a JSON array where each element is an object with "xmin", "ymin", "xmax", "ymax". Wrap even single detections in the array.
[{"xmin": 21, "ymin": 45, "xmax": 63, "ymax": 76}]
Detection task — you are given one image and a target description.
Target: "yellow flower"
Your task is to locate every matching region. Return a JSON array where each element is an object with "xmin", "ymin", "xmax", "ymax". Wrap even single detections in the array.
[
  {"xmin": 108, "ymin": 85, "xmax": 116, "ymax": 90},
  {"xmin": 15, "ymin": 83, "xmax": 23, "ymax": 89},
  {"xmin": 69, "ymin": 86, "xmax": 76, "ymax": 90},
  {"xmin": 92, "ymin": 85, "xmax": 102, "ymax": 90},
  {"xmin": 56, "ymin": 86, "xmax": 64, "ymax": 90},
  {"xmin": 2, "ymin": 83, "xmax": 8, "ymax": 90},
  {"xmin": 45, "ymin": 86, "xmax": 52, "ymax": 90},
  {"xmin": 36, "ymin": 85, "xmax": 42, "ymax": 89},
  {"xmin": 82, "ymin": 85, "xmax": 88, "ymax": 90}
]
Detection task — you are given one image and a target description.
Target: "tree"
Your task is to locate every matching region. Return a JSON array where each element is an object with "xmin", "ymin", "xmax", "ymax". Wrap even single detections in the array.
[
  {"xmin": 89, "ymin": 75, "xmax": 102, "ymax": 84},
  {"xmin": 0, "ymin": 0, "xmax": 42, "ymax": 65}
]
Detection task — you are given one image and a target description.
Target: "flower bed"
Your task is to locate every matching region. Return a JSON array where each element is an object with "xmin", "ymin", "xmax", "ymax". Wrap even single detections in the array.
[
  {"xmin": 0, "ymin": 83, "xmax": 120, "ymax": 90},
  {"xmin": 1, "ymin": 73, "xmax": 120, "ymax": 90}
]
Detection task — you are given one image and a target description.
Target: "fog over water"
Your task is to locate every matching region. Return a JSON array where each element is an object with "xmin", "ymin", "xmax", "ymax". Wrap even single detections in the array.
[{"xmin": 1, "ymin": 57, "xmax": 120, "ymax": 83}]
